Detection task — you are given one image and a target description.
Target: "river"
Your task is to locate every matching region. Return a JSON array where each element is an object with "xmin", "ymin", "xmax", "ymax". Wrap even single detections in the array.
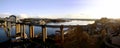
[{"xmin": 0, "ymin": 20, "xmax": 94, "ymax": 42}]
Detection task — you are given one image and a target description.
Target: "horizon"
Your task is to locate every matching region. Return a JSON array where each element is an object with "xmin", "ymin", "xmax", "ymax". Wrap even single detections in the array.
[
  {"xmin": 0, "ymin": 14, "xmax": 115, "ymax": 19},
  {"xmin": 1, "ymin": 0, "xmax": 120, "ymax": 19}
]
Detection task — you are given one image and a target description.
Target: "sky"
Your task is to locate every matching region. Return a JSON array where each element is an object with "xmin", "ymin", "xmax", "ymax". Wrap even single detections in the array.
[{"xmin": 0, "ymin": 0, "xmax": 120, "ymax": 19}]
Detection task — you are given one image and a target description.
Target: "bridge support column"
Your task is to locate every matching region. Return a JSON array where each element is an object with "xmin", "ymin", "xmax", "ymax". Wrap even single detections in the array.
[
  {"xmin": 4, "ymin": 21, "xmax": 8, "ymax": 32},
  {"xmin": 29, "ymin": 25, "xmax": 34, "ymax": 38},
  {"xmin": 20, "ymin": 24, "xmax": 24, "ymax": 38},
  {"xmin": 4, "ymin": 21, "xmax": 7, "ymax": 28},
  {"xmin": 60, "ymin": 25, "xmax": 64, "ymax": 42},
  {"xmin": 16, "ymin": 23, "xmax": 20, "ymax": 35},
  {"xmin": 3, "ymin": 21, "xmax": 10, "ymax": 38},
  {"xmin": 23, "ymin": 25, "xmax": 26, "ymax": 39},
  {"xmin": 42, "ymin": 25, "xmax": 47, "ymax": 42},
  {"xmin": 7, "ymin": 22, "xmax": 12, "ymax": 38}
]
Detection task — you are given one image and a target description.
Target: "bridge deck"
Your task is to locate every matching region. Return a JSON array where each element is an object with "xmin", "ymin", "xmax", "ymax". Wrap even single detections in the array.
[{"xmin": 16, "ymin": 22, "xmax": 86, "ymax": 28}]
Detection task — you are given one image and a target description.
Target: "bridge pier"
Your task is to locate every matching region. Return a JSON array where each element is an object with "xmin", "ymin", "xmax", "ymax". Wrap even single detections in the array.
[
  {"xmin": 7, "ymin": 22, "xmax": 12, "ymax": 38},
  {"xmin": 20, "ymin": 24, "xmax": 24, "ymax": 38},
  {"xmin": 23, "ymin": 25, "xmax": 26, "ymax": 39},
  {"xmin": 29, "ymin": 25, "xmax": 34, "ymax": 38},
  {"xmin": 60, "ymin": 25, "xmax": 64, "ymax": 42},
  {"xmin": 4, "ymin": 21, "xmax": 12, "ymax": 38},
  {"xmin": 4, "ymin": 21, "xmax": 9, "ymax": 37},
  {"xmin": 4, "ymin": 21, "xmax": 7, "ymax": 28},
  {"xmin": 42, "ymin": 25, "xmax": 47, "ymax": 42},
  {"xmin": 16, "ymin": 23, "xmax": 20, "ymax": 35}
]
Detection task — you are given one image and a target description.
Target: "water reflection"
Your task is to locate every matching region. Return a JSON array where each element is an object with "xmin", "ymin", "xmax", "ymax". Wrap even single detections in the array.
[{"xmin": 47, "ymin": 20, "xmax": 94, "ymax": 25}]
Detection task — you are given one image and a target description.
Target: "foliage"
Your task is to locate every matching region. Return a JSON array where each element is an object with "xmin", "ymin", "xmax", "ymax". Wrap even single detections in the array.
[{"xmin": 63, "ymin": 26, "xmax": 104, "ymax": 48}]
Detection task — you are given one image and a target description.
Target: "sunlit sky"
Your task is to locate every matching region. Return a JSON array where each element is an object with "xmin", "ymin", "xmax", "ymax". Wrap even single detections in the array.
[{"xmin": 0, "ymin": 0, "xmax": 120, "ymax": 19}]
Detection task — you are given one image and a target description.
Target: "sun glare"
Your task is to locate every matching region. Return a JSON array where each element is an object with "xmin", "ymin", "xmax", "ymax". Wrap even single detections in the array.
[{"xmin": 81, "ymin": 0, "xmax": 120, "ymax": 19}]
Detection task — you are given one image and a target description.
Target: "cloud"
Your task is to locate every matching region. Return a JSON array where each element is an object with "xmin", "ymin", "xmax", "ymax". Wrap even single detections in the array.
[
  {"xmin": 38, "ymin": 13, "xmax": 91, "ymax": 19},
  {"xmin": 38, "ymin": 15, "xmax": 63, "ymax": 19},
  {"xmin": 80, "ymin": 0, "xmax": 120, "ymax": 19},
  {"xmin": 64, "ymin": 13, "xmax": 91, "ymax": 19},
  {"xmin": 18, "ymin": 14, "xmax": 29, "ymax": 19},
  {"xmin": 0, "ymin": 13, "xmax": 11, "ymax": 18},
  {"xmin": 0, "ymin": 13, "xmax": 92, "ymax": 19},
  {"xmin": 0, "ymin": 13, "xmax": 31, "ymax": 19}
]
